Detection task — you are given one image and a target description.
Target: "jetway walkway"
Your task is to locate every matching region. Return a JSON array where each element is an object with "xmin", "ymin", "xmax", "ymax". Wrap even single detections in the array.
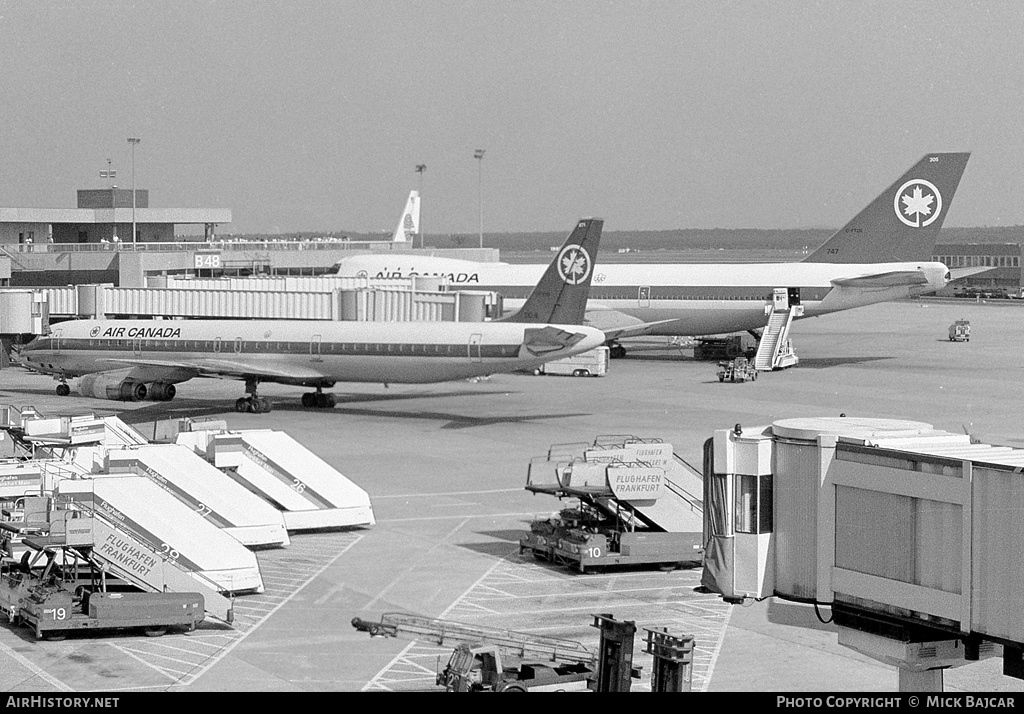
[{"xmin": 202, "ymin": 430, "xmax": 375, "ymax": 531}]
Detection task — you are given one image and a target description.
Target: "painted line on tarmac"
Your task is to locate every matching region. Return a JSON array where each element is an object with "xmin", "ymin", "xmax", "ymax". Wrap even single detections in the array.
[
  {"xmin": 702, "ymin": 602, "xmax": 732, "ymax": 689},
  {"xmin": 0, "ymin": 641, "xmax": 73, "ymax": 692},
  {"xmin": 373, "ymin": 488, "xmax": 523, "ymax": 498},
  {"xmin": 362, "ymin": 557, "xmax": 506, "ymax": 692},
  {"xmin": 362, "ymin": 517, "xmax": 471, "ymax": 613},
  {"xmin": 378, "ymin": 510, "xmax": 559, "ymax": 523},
  {"xmin": 167, "ymin": 533, "xmax": 363, "ymax": 690}
]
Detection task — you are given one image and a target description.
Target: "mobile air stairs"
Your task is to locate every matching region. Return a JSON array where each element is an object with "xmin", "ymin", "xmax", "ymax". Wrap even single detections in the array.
[
  {"xmin": 752, "ymin": 288, "xmax": 802, "ymax": 371},
  {"xmin": 5, "ymin": 494, "xmax": 236, "ymax": 624},
  {"xmin": 521, "ymin": 436, "xmax": 704, "ymax": 572}
]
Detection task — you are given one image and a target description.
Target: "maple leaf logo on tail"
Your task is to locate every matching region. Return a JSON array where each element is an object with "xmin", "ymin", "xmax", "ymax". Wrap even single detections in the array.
[
  {"xmin": 557, "ymin": 244, "xmax": 591, "ymax": 285},
  {"xmin": 894, "ymin": 179, "xmax": 943, "ymax": 227}
]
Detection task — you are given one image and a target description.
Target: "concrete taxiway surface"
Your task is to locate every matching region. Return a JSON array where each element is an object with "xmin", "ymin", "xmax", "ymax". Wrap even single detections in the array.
[{"xmin": 1, "ymin": 297, "xmax": 1022, "ymax": 692}]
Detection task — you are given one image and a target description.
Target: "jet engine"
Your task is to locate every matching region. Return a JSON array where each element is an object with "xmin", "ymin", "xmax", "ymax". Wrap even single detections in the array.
[
  {"xmin": 148, "ymin": 382, "xmax": 176, "ymax": 401},
  {"xmin": 78, "ymin": 374, "xmax": 148, "ymax": 402}
]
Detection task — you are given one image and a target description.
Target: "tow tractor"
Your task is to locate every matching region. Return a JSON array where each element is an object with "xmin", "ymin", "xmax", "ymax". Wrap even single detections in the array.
[
  {"xmin": 352, "ymin": 612, "xmax": 642, "ymax": 692},
  {"xmin": 716, "ymin": 356, "xmax": 757, "ymax": 383}
]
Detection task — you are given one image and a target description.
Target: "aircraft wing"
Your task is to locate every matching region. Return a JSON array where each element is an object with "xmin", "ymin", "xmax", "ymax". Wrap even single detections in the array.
[
  {"xmin": 830, "ymin": 270, "xmax": 930, "ymax": 288},
  {"xmin": 102, "ymin": 357, "xmax": 328, "ymax": 382}
]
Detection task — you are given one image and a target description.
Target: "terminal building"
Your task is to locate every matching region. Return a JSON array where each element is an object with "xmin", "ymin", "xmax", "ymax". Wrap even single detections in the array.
[
  {"xmin": 933, "ymin": 242, "xmax": 1024, "ymax": 297},
  {"xmin": 0, "ymin": 188, "xmax": 230, "ymax": 247}
]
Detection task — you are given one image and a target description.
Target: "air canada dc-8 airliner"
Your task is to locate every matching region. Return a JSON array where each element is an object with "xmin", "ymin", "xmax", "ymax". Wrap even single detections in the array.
[
  {"xmin": 331, "ymin": 153, "xmax": 970, "ymax": 356},
  {"xmin": 20, "ymin": 220, "xmax": 606, "ymax": 413}
]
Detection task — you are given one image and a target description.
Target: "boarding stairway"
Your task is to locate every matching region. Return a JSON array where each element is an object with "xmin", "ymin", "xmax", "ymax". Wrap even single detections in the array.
[
  {"xmin": 527, "ymin": 436, "xmax": 703, "ymax": 534},
  {"xmin": 753, "ymin": 289, "xmax": 801, "ymax": 371},
  {"xmin": 18, "ymin": 499, "xmax": 234, "ymax": 623}
]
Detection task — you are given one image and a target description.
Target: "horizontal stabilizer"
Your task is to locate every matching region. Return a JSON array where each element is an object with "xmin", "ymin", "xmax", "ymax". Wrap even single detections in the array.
[
  {"xmin": 830, "ymin": 270, "xmax": 929, "ymax": 288},
  {"xmin": 948, "ymin": 266, "xmax": 994, "ymax": 281},
  {"xmin": 601, "ymin": 319, "xmax": 682, "ymax": 341}
]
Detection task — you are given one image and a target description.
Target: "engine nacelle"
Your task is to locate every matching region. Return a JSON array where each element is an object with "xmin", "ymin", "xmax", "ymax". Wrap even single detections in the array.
[
  {"xmin": 78, "ymin": 374, "xmax": 148, "ymax": 401},
  {"xmin": 148, "ymin": 382, "xmax": 176, "ymax": 401}
]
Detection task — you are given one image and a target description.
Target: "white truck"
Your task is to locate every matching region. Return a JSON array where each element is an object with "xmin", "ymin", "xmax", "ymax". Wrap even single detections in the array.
[{"xmin": 534, "ymin": 346, "xmax": 609, "ymax": 377}]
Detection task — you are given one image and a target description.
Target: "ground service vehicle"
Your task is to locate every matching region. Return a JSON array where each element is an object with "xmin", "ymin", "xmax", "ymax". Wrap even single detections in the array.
[
  {"xmin": 0, "ymin": 541, "xmax": 204, "ymax": 640},
  {"xmin": 18, "ymin": 583, "xmax": 204, "ymax": 640},
  {"xmin": 948, "ymin": 319, "xmax": 971, "ymax": 342},
  {"xmin": 533, "ymin": 346, "xmax": 609, "ymax": 377},
  {"xmin": 717, "ymin": 357, "xmax": 758, "ymax": 382},
  {"xmin": 352, "ymin": 612, "xmax": 641, "ymax": 692}
]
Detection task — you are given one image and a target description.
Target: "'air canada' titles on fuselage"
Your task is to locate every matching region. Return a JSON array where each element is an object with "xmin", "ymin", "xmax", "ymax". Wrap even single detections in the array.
[
  {"xmin": 374, "ymin": 269, "xmax": 480, "ymax": 284},
  {"xmin": 99, "ymin": 326, "xmax": 183, "ymax": 339}
]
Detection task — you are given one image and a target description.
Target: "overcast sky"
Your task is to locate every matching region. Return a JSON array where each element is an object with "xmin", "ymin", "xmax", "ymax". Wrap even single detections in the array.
[{"xmin": 2, "ymin": 1, "xmax": 1023, "ymax": 235}]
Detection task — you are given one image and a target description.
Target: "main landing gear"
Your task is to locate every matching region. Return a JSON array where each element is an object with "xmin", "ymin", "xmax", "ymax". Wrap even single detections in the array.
[
  {"xmin": 236, "ymin": 377, "xmax": 273, "ymax": 413},
  {"xmin": 301, "ymin": 387, "xmax": 336, "ymax": 409},
  {"xmin": 55, "ymin": 378, "xmax": 70, "ymax": 397},
  {"xmin": 608, "ymin": 341, "xmax": 627, "ymax": 359}
]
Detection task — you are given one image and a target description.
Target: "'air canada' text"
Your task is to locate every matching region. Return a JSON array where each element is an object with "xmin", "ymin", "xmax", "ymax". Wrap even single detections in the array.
[{"xmin": 101, "ymin": 327, "xmax": 183, "ymax": 338}]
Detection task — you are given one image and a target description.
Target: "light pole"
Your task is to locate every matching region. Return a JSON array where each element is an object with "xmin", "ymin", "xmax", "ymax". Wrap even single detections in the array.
[
  {"xmin": 415, "ymin": 164, "xmax": 426, "ymax": 248},
  {"xmin": 474, "ymin": 149, "xmax": 486, "ymax": 248},
  {"xmin": 127, "ymin": 137, "xmax": 141, "ymax": 243},
  {"xmin": 100, "ymin": 159, "xmax": 117, "ymax": 242}
]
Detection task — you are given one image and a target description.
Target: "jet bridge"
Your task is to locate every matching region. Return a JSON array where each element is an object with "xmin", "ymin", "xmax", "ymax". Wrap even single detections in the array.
[
  {"xmin": 202, "ymin": 430, "xmax": 375, "ymax": 531},
  {"xmin": 104, "ymin": 444, "xmax": 290, "ymax": 547},
  {"xmin": 703, "ymin": 416, "xmax": 1024, "ymax": 691},
  {"xmin": 56, "ymin": 477, "xmax": 264, "ymax": 596}
]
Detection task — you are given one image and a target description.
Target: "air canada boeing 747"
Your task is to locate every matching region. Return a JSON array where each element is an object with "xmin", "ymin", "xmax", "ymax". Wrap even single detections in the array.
[
  {"xmin": 331, "ymin": 153, "xmax": 970, "ymax": 354},
  {"xmin": 21, "ymin": 220, "xmax": 607, "ymax": 413}
]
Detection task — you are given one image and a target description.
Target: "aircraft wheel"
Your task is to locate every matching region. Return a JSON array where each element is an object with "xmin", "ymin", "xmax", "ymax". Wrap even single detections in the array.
[
  {"xmin": 143, "ymin": 627, "xmax": 166, "ymax": 638},
  {"xmin": 301, "ymin": 393, "xmax": 314, "ymax": 408},
  {"xmin": 323, "ymin": 394, "xmax": 336, "ymax": 408},
  {"xmin": 55, "ymin": 383, "xmax": 70, "ymax": 397},
  {"xmin": 257, "ymin": 397, "xmax": 272, "ymax": 413},
  {"xmin": 235, "ymin": 398, "xmax": 249, "ymax": 413}
]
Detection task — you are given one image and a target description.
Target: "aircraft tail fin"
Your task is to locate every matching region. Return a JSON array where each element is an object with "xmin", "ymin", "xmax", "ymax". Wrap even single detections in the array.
[
  {"xmin": 391, "ymin": 191, "xmax": 420, "ymax": 243},
  {"xmin": 803, "ymin": 152, "xmax": 970, "ymax": 263},
  {"xmin": 499, "ymin": 218, "xmax": 603, "ymax": 325}
]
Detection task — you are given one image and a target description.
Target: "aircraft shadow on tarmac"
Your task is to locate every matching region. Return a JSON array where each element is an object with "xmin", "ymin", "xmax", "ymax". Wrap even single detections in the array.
[
  {"xmin": 91, "ymin": 391, "xmax": 593, "ymax": 431},
  {"xmin": 783, "ymin": 356, "xmax": 891, "ymax": 369}
]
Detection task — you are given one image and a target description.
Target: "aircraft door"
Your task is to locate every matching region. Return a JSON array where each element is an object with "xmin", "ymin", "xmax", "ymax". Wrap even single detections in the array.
[
  {"xmin": 52, "ymin": 329, "xmax": 61, "ymax": 354},
  {"xmin": 787, "ymin": 287, "xmax": 801, "ymax": 306},
  {"xmin": 133, "ymin": 337, "xmax": 142, "ymax": 356},
  {"xmin": 638, "ymin": 286, "xmax": 651, "ymax": 308},
  {"xmin": 214, "ymin": 337, "xmax": 222, "ymax": 353},
  {"xmin": 771, "ymin": 288, "xmax": 789, "ymax": 311},
  {"xmin": 234, "ymin": 337, "xmax": 243, "ymax": 354},
  {"xmin": 468, "ymin": 333, "xmax": 482, "ymax": 362},
  {"xmin": 310, "ymin": 334, "xmax": 322, "ymax": 362}
]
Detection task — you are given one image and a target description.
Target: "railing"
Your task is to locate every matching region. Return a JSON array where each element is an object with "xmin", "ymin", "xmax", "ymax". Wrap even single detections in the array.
[{"xmin": 2, "ymin": 239, "xmax": 413, "ymax": 255}]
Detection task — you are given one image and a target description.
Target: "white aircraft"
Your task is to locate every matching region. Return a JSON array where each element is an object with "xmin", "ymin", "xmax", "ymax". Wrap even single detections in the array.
[
  {"xmin": 20, "ymin": 220, "xmax": 606, "ymax": 413},
  {"xmin": 391, "ymin": 190, "xmax": 420, "ymax": 243},
  {"xmin": 331, "ymin": 153, "xmax": 970, "ymax": 356}
]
